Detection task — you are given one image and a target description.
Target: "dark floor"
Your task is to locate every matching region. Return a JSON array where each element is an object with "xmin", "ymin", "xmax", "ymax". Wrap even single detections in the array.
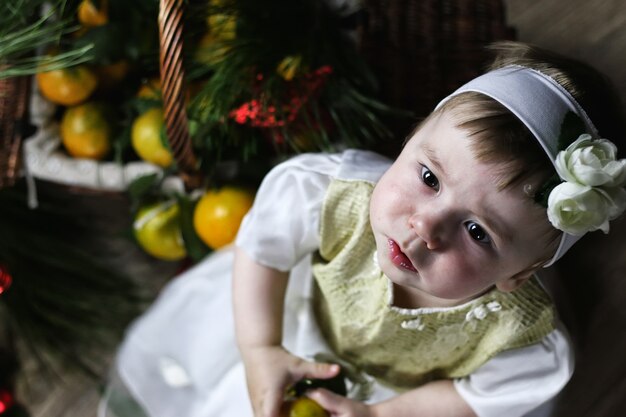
[
  {"xmin": 15, "ymin": 0, "xmax": 626, "ymax": 416},
  {"xmin": 505, "ymin": 1, "xmax": 626, "ymax": 416},
  {"xmin": 506, "ymin": 0, "xmax": 626, "ymax": 102}
]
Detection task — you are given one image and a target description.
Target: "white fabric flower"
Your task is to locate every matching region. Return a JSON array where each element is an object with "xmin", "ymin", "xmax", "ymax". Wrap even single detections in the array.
[
  {"xmin": 547, "ymin": 134, "xmax": 626, "ymax": 236},
  {"xmin": 547, "ymin": 182, "xmax": 626, "ymax": 235},
  {"xmin": 555, "ymin": 134, "xmax": 626, "ymax": 187}
]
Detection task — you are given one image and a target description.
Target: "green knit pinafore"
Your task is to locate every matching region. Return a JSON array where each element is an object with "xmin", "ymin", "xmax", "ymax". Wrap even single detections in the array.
[{"xmin": 312, "ymin": 179, "xmax": 555, "ymax": 390}]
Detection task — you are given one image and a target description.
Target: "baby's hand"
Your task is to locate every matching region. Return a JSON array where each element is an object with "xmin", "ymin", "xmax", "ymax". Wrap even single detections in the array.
[
  {"xmin": 240, "ymin": 345, "xmax": 340, "ymax": 417},
  {"xmin": 307, "ymin": 389, "xmax": 373, "ymax": 417}
]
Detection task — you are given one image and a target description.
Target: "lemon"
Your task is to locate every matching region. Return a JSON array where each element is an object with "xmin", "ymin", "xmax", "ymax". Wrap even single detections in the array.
[
  {"xmin": 60, "ymin": 102, "xmax": 111, "ymax": 160},
  {"xmin": 131, "ymin": 108, "xmax": 173, "ymax": 167},
  {"xmin": 193, "ymin": 187, "xmax": 254, "ymax": 250},
  {"xmin": 134, "ymin": 201, "xmax": 186, "ymax": 261}
]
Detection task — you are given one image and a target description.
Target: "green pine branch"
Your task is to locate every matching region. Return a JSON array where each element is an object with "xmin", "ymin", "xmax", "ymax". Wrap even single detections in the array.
[
  {"xmin": 185, "ymin": 0, "xmax": 409, "ymax": 171},
  {"xmin": 0, "ymin": 182, "xmax": 145, "ymax": 378},
  {"xmin": 0, "ymin": 0, "xmax": 93, "ymax": 78}
]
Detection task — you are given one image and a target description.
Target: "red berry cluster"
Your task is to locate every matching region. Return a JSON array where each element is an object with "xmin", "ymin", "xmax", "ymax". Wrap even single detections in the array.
[
  {"xmin": 230, "ymin": 66, "xmax": 333, "ymax": 129},
  {"xmin": 0, "ymin": 265, "xmax": 12, "ymax": 296}
]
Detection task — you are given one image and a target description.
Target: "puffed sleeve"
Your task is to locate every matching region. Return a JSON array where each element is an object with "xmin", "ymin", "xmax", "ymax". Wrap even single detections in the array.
[
  {"xmin": 235, "ymin": 152, "xmax": 342, "ymax": 271},
  {"xmin": 453, "ymin": 324, "xmax": 574, "ymax": 417}
]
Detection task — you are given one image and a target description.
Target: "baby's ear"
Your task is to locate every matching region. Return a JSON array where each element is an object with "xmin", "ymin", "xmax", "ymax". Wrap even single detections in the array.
[{"xmin": 496, "ymin": 269, "xmax": 536, "ymax": 293}]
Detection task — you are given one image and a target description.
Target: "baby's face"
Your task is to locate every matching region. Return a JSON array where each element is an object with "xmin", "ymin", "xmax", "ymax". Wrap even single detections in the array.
[{"xmin": 369, "ymin": 112, "xmax": 555, "ymax": 308}]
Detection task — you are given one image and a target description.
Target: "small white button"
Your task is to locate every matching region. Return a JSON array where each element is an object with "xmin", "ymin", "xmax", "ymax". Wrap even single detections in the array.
[
  {"xmin": 401, "ymin": 318, "xmax": 425, "ymax": 331},
  {"xmin": 474, "ymin": 305, "xmax": 488, "ymax": 320},
  {"xmin": 487, "ymin": 301, "xmax": 502, "ymax": 312}
]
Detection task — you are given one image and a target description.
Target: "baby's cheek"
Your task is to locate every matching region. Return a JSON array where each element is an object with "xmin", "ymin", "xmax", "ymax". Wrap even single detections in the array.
[
  {"xmin": 441, "ymin": 256, "xmax": 488, "ymax": 293},
  {"xmin": 370, "ymin": 187, "xmax": 397, "ymax": 221}
]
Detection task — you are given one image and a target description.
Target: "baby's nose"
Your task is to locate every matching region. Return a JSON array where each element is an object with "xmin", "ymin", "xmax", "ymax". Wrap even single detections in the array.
[{"xmin": 408, "ymin": 212, "xmax": 444, "ymax": 250}]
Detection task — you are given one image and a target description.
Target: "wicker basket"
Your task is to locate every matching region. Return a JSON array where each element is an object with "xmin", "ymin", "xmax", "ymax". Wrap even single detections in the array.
[
  {"xmin": 358, "ymin": 0, "xmax": 515, "ymax": 140},
  {"xmin": 0, "ymin": 75, "xmax": 30, "ymax": 189},
  {"xmin": 1, "ymin": 0, "xmax": 197, "ymax": 193},
  {"xmin": 158, "ymin": 0, "xmax": 200, "ymax": 190},
  {"xmin": 0, "ymin": 0, "xmax": 515, "ymax": 191},
  {"xmin": 156, "ymin": 0, "xmax": 516, "ymax": 171}
]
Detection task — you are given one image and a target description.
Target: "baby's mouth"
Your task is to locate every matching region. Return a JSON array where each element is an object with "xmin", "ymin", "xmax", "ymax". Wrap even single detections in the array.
[{"xmin": 387, "ymin": 239, "xmax": 417, "ymax": 272}]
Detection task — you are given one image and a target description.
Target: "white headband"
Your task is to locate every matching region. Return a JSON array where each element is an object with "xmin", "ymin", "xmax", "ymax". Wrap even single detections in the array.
[{"xmin": 435, "ymin": 66, "xmax": 600, "ymax": 267}]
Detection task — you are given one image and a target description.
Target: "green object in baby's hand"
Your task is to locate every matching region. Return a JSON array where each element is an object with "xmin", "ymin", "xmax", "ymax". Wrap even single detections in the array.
[
  {"xmin": 282, "ymin": 373, "xmax": 345, "ymax": 417},
  {"xmin": 287, "ymin": 369, "xmax": 348, "ymax": 398}
]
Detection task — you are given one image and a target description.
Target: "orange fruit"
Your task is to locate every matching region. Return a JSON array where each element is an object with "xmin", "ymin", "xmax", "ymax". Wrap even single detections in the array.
[
  {"xmin": 137, "ymin": 78, "xmax": 162, "ymax": 100},
  {"xmin": 280, "ymin": 398, "xmax": 329, "ymax": 417},
  {"xmin": 36, "ymin": 65, "xmax": 97, "ymax": 106},
  {"xmin": 60, "ymin": 102, "xmax": 111, "ymax": 160},
  {"xmin": 78, "ymin": 0, "xmax": 109, "ymax": 27},
  {"xmin": 137, "ymin": 78, "xmax": 201, "ymax": 107},
  {"xmin": 193, "ymin": 187, "xmax": 254, "ymax": 249},
  {"xmin": 131, "ymin": 108, "xmax": 173, "ymax": 167},
  {"xmin": 95, "ymin": 60, "xmax": 130, "ymax": 89},
  {"xmin": 134, "ymin": 201, "xmax": 186, "ymax": 261}
]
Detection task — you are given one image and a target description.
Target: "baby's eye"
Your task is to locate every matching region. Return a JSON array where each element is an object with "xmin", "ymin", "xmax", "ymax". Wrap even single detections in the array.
[
  {"xmin": 420, "ymin": 166, "xmax": 439, "ymax": 190},
  {"xmin": 465, "ymin": 222, "xmax": 491, "ymax": 244}
]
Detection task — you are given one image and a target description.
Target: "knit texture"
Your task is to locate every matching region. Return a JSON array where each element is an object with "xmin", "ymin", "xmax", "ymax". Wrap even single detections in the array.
[{"xmin": 312, "ymin": 179, "xmax": 556, "ymax": 390}]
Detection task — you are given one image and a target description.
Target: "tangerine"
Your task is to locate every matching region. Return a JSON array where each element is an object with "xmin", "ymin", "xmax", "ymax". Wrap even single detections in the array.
[
  {"xmin": 134, "ymin": 201, "xmax": 187, "ymax": 261},
  {"xmin": 137, "ymin": 78, "xmax": 162, "ymax": 100},
  {"xmin": 136, "ymin": 78, "xmax": 198, "ymax": 106},
  {"xmin": 95, "ymin": 60, "xmax": 130, "ymax": 89},
  {"xmin": 36, "ymin": 65, "xmax": 98, "ymax": 106},
  {"xmin": 131, "ymin": 108, "xmax": 173, "ymax": 167},
  {"xmin": 280, "ymin": 398, "xmax": 329, "ymax": 417},
  {"xmin": 193, "ymin": 187, "xmax": 254, "ymax": 249},
  {"xmin": 78, "ymin": 0, "xmax": 109, "ymax": 27},
  {"xmin": 60, "ymin": 102, "xmax": 111, "ymax": 160}
]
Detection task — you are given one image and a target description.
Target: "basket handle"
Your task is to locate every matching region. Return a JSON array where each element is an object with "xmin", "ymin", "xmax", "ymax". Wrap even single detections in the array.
[{"xmin": 158, "ymin": 0, "xmax": 202, "ymax": 189}]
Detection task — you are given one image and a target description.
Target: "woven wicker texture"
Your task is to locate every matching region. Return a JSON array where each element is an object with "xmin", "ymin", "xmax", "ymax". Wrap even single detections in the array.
[
  {"xmin": 158, "ymin": 0, "xmax": 201, "ymax": 189},
  {"xmin": 0, "ymin": 75, "xmax": 30, "ymax": 189},
  {"xmin": 359, "ymin": 0, "xmax": 515, "ymax": 134}
]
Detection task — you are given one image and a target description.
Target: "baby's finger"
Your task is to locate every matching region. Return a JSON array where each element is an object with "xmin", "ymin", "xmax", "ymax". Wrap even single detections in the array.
[
  {"xmin": 296, "ymin": 361, "xmax": 341, "ymax": 380},
  {"xmin": 307, "ymin": 388, "xmax": 347, "ymax": 414}
]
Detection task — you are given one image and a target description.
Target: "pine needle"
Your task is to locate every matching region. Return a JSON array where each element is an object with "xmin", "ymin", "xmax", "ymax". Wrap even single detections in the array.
[
  {"xmin": 0, "ymin": 1, "xmax": 94, "ymax": 78},
  {"xmin": 0, "ymin": 182, "xmax": 145, "ymax": 378},
  {"xmin": 0, "ymin": 46, "xmax": 94, "ymax": 78}
]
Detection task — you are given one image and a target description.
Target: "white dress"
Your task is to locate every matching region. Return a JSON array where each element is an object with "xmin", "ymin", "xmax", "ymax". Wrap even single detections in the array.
[{"xmin": 112, "ymin": 150, "xmax": 574, "ymax": 417}]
